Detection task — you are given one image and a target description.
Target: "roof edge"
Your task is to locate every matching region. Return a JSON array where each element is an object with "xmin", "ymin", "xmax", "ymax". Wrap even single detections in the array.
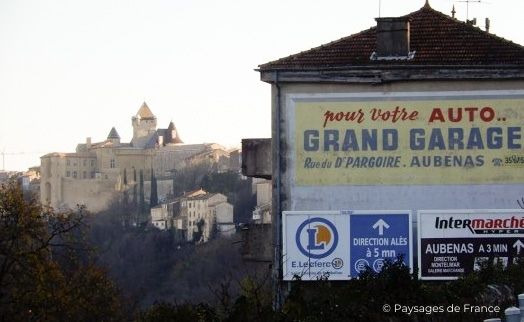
[{"xmin": 260, "ymin": 67, "xmax": 524, "ymax": 84}]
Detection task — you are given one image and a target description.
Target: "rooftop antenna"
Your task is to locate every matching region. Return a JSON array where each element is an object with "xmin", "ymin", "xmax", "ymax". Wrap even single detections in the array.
[{"xmin": 456, "ymin": 0, "xmax": 482, "ymax": 21}]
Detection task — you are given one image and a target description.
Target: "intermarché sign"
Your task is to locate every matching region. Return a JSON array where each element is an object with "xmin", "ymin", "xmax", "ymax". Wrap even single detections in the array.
[{"xmin": 418, "ymin": 210, "xmax": 524, "ymax": 280}]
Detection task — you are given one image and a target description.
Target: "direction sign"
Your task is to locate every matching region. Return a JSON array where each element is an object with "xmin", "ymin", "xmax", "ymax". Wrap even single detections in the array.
[
  {"xmin": 283, "ymin": 210, "xmax": 413, "ymax": 281},
  {"xmin": 418, "ymin": 210, "xmax": 524, "ymax": 280},
  {"xmin": 348, "ymin": 211, "xmax": 412, "ymax": 277}
]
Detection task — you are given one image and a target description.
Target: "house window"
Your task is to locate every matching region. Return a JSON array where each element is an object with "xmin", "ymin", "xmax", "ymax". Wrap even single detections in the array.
[
  {"xmin": 91, "ymin": 160, "xmax": 95, "ymax": 167},
  {"xmin": 66, "ymin": 160, "xmax": 70, "ymax": 166},
  {"xmin": 83, "ymin": 159, "xmax": 87, "ymax": 166},
  {"xmin": 110, "ymin": 159, "xmax": 115, "ymax": 168},
  {"xmin": 91, "ymin": 171, "xmax": 95, "ymax": 178},
  {"xmin": 73, "ymin": 171, "xmax": 77, "ymax": 179},
  {"xmin": 66, "ymin": 171, "xmax": 70, "ymax": 177},
  {"xmin": 83, "ymin": 171, "xmax": 87, "ymax": 179}
]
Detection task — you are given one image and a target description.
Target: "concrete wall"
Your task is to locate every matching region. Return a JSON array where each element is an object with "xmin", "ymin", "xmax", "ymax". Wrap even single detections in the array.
[
  {"xmin": 242, "ymin": 139, "xmax": 271, "ymax": 179},
  {"xmin": 255, "ymin": 179, "xmax": 271, "ymax": 206},
  {"xmin": 241, "ymin": 224, "xmax": 272, "ymax": 262}
]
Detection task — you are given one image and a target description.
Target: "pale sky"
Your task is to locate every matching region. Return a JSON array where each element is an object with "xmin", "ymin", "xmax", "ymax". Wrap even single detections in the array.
[{"xmin": 1, "ymin": 0, "xmax": 523, "ymax": 171}]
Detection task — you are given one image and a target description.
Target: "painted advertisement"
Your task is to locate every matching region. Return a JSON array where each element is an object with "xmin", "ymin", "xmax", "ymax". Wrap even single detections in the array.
[
  {"xmin": 293, "ymin": 91, "xmax": 524, "ymax": 186},
  {"xmin": 418, "ymin": 210, "xmax": 524, "ymax": 280}
]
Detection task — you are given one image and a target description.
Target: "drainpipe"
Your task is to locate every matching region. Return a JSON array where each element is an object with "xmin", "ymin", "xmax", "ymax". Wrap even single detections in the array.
[{"xmin": 273, "ymin": 70, "xmax": 283, "ymax": 310}]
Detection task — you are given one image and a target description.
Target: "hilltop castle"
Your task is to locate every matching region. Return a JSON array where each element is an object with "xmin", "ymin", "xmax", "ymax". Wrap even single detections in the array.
[{"xmin": 40, "ymin": 103, "xmax": 236, "ymax": 212}]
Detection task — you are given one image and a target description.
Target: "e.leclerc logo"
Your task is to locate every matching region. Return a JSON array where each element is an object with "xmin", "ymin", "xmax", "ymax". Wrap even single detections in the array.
[{"xmin": 295, "ymin": 217, "xmax": 339, "ymax": 259}]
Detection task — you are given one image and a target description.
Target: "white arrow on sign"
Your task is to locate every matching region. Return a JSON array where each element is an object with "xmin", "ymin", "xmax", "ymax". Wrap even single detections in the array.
[
  {"xmin": 372, "ymin": 219, "xmax": 390, "ymax": 236},
  {"xmin": 513, "ymin": 240, "xmax": 524, "ymax": 254}
]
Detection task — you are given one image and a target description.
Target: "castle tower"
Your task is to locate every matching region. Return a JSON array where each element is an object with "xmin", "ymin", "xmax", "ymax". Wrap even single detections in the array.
[
  {"xmin": 166, "ymin": 120, "xmax": 183, "ymax": 144},
  {"xmin": 107, "ymin": 127, "xmax": 121, "ymax": 144},
  {"xmin": 132, "ymin": 102, "xmax": 157, "ymax": 148}
]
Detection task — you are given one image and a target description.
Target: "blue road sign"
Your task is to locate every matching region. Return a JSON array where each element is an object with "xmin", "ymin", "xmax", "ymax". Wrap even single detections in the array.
[{"xmin": 348, "ymin": 211, "xmax": 412, "ymax": 277}]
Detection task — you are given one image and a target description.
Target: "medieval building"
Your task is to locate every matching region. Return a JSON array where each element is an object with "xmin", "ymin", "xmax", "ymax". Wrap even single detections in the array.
[{"xmin": 40, "ymin": 102, "xmax": 232, "ymax": 212}]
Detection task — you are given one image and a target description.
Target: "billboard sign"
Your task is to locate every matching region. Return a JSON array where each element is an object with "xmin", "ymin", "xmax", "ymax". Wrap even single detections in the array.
[
  {"xmin": 418, "ymin": 209, "xmax": 524, "ymax": 280},
  {"xmin": 349, "ymin": 211, "xmax": 412, "ymax": 276},
  {"xmin": 293, "ymin": 92, "xmax": 524, "ymax": 186},
  {"xmin": 283, "ymin": 211, "xmax": 350, "ymax": 281},
  {"xmin": 283, "ymin": 211, "xmax": 412, "ymax": 281}
]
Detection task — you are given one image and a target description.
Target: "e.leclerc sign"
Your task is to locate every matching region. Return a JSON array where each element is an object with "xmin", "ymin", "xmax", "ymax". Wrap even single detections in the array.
[
  {"xmin": 418, "ymin": 209, "xmax": 524, "ymax": 280},
  {"xmin": 283, "ymin": 211, "xmax": 351, "ymax": 281},
  {"xmin": 347, "ymin": 211, "xmax": 412, "ymax": 276},
  {"xmin": 282, "ymin": 211, "xmax": 412, "ymax": 281}
]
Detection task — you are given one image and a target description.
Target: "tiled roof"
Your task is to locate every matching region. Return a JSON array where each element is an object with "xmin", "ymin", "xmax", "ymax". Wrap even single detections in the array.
[
  {"xmin": 136, "ymin": 102, "xmax": 156, "ymax": 119},
  {"xmin": 107, "ymin": 127, "xmax": 120, "ymax": 139},
  {"xmin": 187, "ymin": 193, "xmax": 217, "ymax": 201},
  {"xmin": 182, "ymin": 188, "xmax": 206, "ymax": 198},
  {"xmin": 259, "ymin": 4, "xmax": 524, "ymax": 70}
]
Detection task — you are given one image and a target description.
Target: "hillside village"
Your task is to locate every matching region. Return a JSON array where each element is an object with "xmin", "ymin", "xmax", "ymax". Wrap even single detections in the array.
[
  {"xmin": 151, "ymin": 188, "xmax": 235, "ymax": 242},
  {"xmin": 1, "ymin": 103, "xmax": 272, "ymax": 248}
]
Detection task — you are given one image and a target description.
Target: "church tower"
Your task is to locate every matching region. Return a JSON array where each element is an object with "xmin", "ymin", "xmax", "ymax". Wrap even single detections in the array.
[{"xmin": 132, "ymin": 102, "xmax": 157, "ymax": 148}]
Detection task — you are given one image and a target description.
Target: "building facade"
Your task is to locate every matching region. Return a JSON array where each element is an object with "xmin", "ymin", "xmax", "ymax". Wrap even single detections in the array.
[
  {"xmin": 151, "ymin": 188, "xmax": 235, "ymax": 242},
  {"xmin": 258, "ymin": 0, "xmax": 524, "ymax": 304}
]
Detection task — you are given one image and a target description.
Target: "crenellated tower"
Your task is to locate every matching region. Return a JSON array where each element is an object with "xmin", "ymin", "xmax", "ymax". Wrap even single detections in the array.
[{"xmin": 132, "ymin": 102, "xmax": 157, "ymax": 148}]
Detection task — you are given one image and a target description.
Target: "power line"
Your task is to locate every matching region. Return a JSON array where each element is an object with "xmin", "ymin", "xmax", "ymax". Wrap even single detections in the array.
[{"xmin": 1, "ymin": 150, "xmax": 47, "ymax": 171}]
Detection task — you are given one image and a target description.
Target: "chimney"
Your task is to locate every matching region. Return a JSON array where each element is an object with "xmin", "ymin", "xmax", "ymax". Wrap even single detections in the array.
[
  {"xmin": 375, "ymin": 17, "xmax": 411, "ymax": 57},
  {"xmin": 86, "ymin": 137, "xmax": 91, "ymax": 149},
  {"xmin": 485, "ymin": 18, "xmax": 490, "ymax": 33}
]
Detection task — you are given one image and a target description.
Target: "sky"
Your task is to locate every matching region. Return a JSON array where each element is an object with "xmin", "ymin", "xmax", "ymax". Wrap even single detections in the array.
[{"xmin": 1, "ymin": 0, "xmax": 523, "ymax": 171}]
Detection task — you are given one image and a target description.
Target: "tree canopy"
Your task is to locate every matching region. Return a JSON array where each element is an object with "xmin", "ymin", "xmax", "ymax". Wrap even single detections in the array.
[{"xmin": 0, "ymin": 181, "xmax": 126, "ymax": 321}]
